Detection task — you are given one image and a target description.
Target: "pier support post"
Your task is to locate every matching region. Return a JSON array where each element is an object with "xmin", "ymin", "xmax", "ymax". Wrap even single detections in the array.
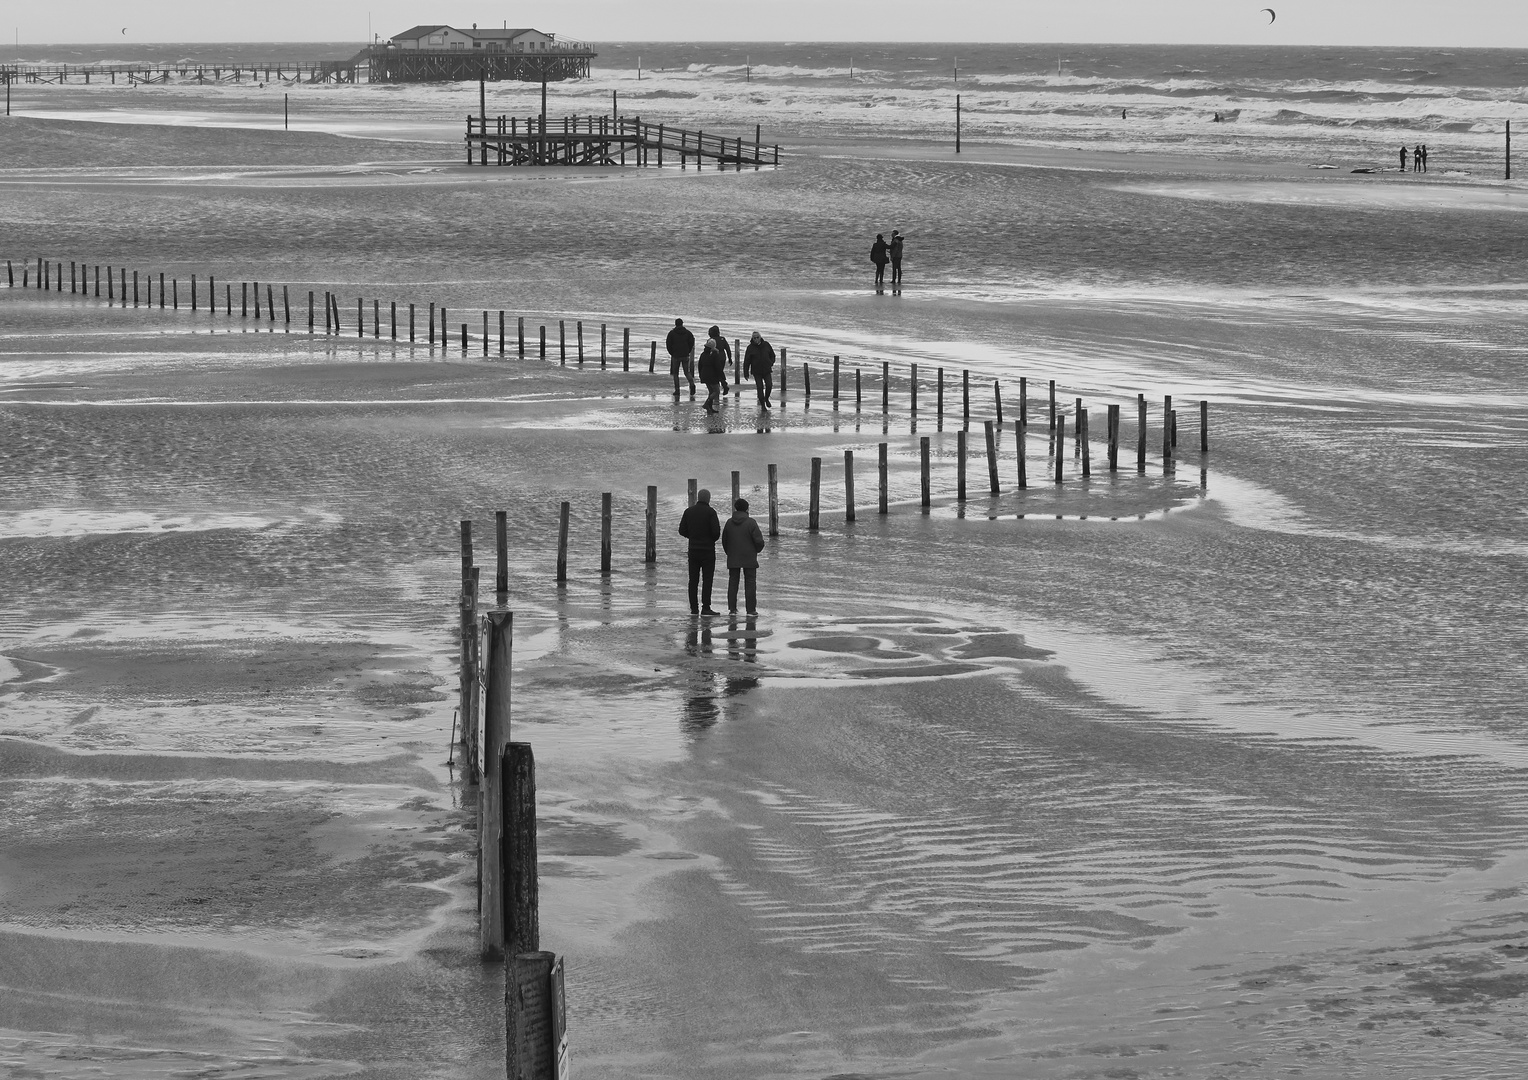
[
  {"xmin": 645, "ymin": 485, "xmax": 658, "ymax": 563},
  {"xmin": 480, "ymin": 610, "xmax": 513, "ymax": 960},
  {"xmin": 808, "ymin": 458, "xmax": 821, "ymax": 532},
  {"xmin": 600, "ymin": 324, "xmax": 607, "ymax": 368},
  {"xmin": 985, "ymin": 420, "xmax": 1000, "ymax": 494},
  {"xmin": 767, "ymin": 465, "xmax": 779, "ymax": 536},
  {"xmin": 555, "ymin": 503, "xmax": 570, "ymax": 584}
]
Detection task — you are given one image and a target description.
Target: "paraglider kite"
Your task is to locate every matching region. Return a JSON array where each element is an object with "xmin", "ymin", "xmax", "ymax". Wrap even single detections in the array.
[{"xmin": 1261, "ymin": 8, "xmax": 1276, "ymax": 21}]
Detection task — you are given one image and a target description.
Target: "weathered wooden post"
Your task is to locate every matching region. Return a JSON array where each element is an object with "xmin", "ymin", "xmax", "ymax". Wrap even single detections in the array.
[
  {"xmin": 731, "ymin": 470, "xmax": 741, "ymax": 508},
  {"xmin": 480, "ymin": 610, "xmax": 513, "ymax": 960},
  {"xmin": 1016, "ymin": 420, "xmax": 1027, "ymax": 489},
  {"xmin": 555, "ymin": 503, "xmax": 570, "ymax": 583},
  {"xmin": 428, "ymin": 302, "xmax": 436, "ymax": 344},
  {"xmin": 855, "ymin": 368, "xmax": 862, "ymax": 410},
  {"xmin": 1080, "ymin": 409, "xmax": 1091, "ymax": 477},
  {"xmin": 779, "ymin": 348, "xmax": 788, "ymax": 399},
  {"xmin": 576, "ymin": 321, "xmax": 584, "ymax": 363},
  {"xmin": 497, "ymin": 311, "xmax": 504, "ymax": 354},
  {"xmin": 408, "ymin": 303, "xmax": 415, "ymax": 342},
  {"xmin": 767, "ymin": 464, "xmax": 779, "ymax": 536},
  {"xmin": 985, "ymin": 420, "xmax": 1000, "ymax": 494},
  {"xmin": 844, "ymin": 450, "xmax": 856, "ymax": 522},
  {"xmin": 1200, "ymin": 399, "xmax": 1209, "ymax": 452},
  {"xmin": 878, "ymin": 442, "xmax": 889, "ymax": 513},
  {"xmin": 803, "ymin": 363, "xmax": 812, "ymax": 400},
  {"xmin": 956, "ymin": 430, "xmax": 968, "ymax": 500},
  {"xmin": 559, "ymin": 320, "xmax": 566, "ymax": 363},
  {"xmin": 882, "ymin": 361, "xmax": 890, "ymax": 412},
  {"xmin": 1108, "ymin": 404, "xmax": 1120, "ymax": 471},
  {"xmin": 833, "ymin": 355, "xmax": 840, "ymax": 408},
  {"xmin": 645, "ymin": 485, "xmax": 658, "ymax": 563},
  {"xmin": 920, "ymin": 437, "xmax": 931, "ymax": 508},
  {"xmin": 461, "ymin": 518, "xmax": 474, "ymax": 584},
  {"xmin": 962, "ymin": 369, "xmax": 970, "ymax": 424},
  {"xmin": 600, "ymin": 323, "xmax": 607, "ymax": 368},
  {"xmin": 1019, "ymin": 376, "xmax": 1027, "ymax": 424},
  {"xmin": 496, "ymin": 510, "xmax": 509, "ymax": 597},
  {"xmin": 649, "ymin": 341, "xmax": 657, "ymax": 373},
  {"xmin": 993, "ymin": 380, "xmax": 1003, "ymax": 424},
  {"xmin": 518, "ymin": 317, "xmax": 525, "ymax": 357},
  {"xmin": 1137, "ymin": 393, "xmax": 1147, "ymax": 472},
  {"xmin": 688, "ymin": 479, "xmax": 697, "ymax": 508},
  {"xmin": 539, "ymin": 325, "xmax": 546, "ymax": 360},
  {"xmin": 505, "ymin": 948, "xmax": 561, "ymax": 1080},
  {"xmin": 458, "ymin": 573, "xmax": 479, "ymax": 780},
  {"xmin": 600, "ymin": 494, "xmax": 612, "ymax": 575},
  {"xmin": 808, "ymin": 458, "xmax": 821, "ymax": 531},
  {"xmin": 937, "ymin": 367, "xmax": 945, "ymax": 422},
  {"xmin": 1049, "ymin": 380, "xmax": 1057, "ymax": 432},
  {"xmin": 1054, "ymin": 415, "xmax": 1065, "ymax": 484},
  {"xmin": 623, "ymin": 327, "xmax": 630, "ymax": 372},
  {"xmin": 1162, "ymin": 395, "xmax": 1173, "ymax": 471}
]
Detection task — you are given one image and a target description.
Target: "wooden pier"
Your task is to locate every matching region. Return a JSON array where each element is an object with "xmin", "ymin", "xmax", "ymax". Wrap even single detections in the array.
[
  {"xmin": 0, "ymin": 58, "xmax": 364, "ymax": 85},
  {"xmin": 466, "ymin": 114, "xmax": 779, "ymax": 168},
  {"xmin": 367, "ymin": 44, "xmax": 592, "ymax": 84}
]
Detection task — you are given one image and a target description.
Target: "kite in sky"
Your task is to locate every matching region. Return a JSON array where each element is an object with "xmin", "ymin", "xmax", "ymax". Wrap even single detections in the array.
[{"xmin": 1261, "ymin": 8, "xmax": 1276, "ymax": 22}]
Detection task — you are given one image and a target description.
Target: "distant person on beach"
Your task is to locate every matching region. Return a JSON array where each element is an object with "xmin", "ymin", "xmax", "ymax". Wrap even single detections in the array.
[
  {"xmin": 721, "ymin": 498, "xmax": 766, "ymax": 615},
  {"xmin": 889, "ymin": 230, "xmax": 905, "ymax": 286},
  {"xmin": 1414, "ymin": 144, "xmax": 1423, "ymax": 173},
  {"xmin": 1122, "ymin": 108, "xmax": 1128, "ymax": 119},
  {"xmin": 678, "ymin": 489, "xmax": 722, "ymax": 616},
  {"xmin": 1420, "ymin": 144, "xmax": 1429, "ymax": 172},
  {"xmin": 743, "ymin": 331, "xmax": 776, "ymax": 408},
  {"xmin": 1399, "ymin": 145, "xmax": 1409, "ymax": 172},
  {"xmin": 666, "ymin": 318, "xmax": 696, "ymax": 398},
  {"xmin": 698, "ymin": 335, "xmax": 726, "ymax": 414},
  {"xmin": 707, "ymin": 325, "xmax": 732, "ymax": 395},
  {"xmin": 871, "ymin": 233, "xmax": 889, "ymax": 286}
]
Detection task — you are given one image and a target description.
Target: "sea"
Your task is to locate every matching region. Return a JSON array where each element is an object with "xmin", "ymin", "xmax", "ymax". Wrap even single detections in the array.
[{"xmin": 2, "ymin": 40, "xmax": 1528, "ymax": 1080}]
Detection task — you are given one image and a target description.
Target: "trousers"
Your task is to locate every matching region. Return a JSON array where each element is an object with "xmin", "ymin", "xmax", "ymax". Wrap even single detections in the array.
[
  {"xmin": 755, "ymin": 369, "xmax": 774, "ymax": 405},
  {"xmin": 727, "ymin": 567, "xmax": 758, "ymax": 613},
  {"xmin": 687, "ymin": 549, "xmax": 716, "ymax": 612}
]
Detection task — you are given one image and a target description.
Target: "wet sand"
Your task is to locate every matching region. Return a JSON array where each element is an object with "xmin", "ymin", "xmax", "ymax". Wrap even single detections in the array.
[{"xmin": 4, "ymin": 92, "xmax": 1528, "ymax": 1079}]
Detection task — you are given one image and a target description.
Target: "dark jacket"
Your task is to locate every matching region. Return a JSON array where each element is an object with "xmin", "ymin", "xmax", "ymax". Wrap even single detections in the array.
[
  {"xmin": 889, "ymin": 236, "xmax": 904, "ymax": 263},
  {"xmin": 666, "ymin": 325, "xmax": 695, "ymax": 359},
  {"xmin": 697, "ymin": 341, "xmax": 725, "ymax": 385},
  {"xmin": 678, "ymin": 502, "xmax": 721, "ymax": 551},
  {"xmin": 743, "ymin": 339, "xmax": 775, "ymax": 379},
  {"xmin": 871, "ymin": 238, "xmax": 889, "ymax": 265},
  {"xmin": 721, "ymin": 512, "xmax": 766, "ymax": 569}
]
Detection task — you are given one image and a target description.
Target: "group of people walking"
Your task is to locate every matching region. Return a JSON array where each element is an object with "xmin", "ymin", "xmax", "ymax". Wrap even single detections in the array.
[
  {"xmin": 870, "ymin": 229, "xmax": 906, "ymax": 287},
  {"xmin": 677, "ymin": 488, "xmax": 765, "ymax": 616},
  {"xmin": 1401, "ymin": 144, "xmax": 1429, "ymax": 172},
  {"xmin": 665, "ymin": 319, "xmax": 778, "ymax": 413}
]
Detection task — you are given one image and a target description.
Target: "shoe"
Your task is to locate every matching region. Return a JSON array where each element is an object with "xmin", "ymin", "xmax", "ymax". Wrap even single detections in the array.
[
  {"xmin": 701, "ymin": 608, "xmax": 720, "ymax": 617},
  {"xmin": 728, "ymin": 607, "xmax": 737, "ymax": 614},
  {"xmin": 745, "ymin": 610, "xmax": 758, "ymax": 615}
]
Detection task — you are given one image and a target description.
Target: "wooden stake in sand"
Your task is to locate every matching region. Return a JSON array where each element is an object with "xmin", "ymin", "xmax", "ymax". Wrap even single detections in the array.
[
  {"xmin": 687, "ymin": 479, "xmax": 698, "ymax": 508},
  {"xmin": 519, "ymin": 317, "xmax": 525, "ymax": 357},
  {"xmin": 600, "ymin": 493, "xmax": 612, "ymax": 575},
  {"xmin": 556, "ymin": 502, "xmax": 570, "ymax": 583},
  {"xmin": 957, "ymin": 429, "xmax": 968, "ymax": 500},
  {"xmin": 495, "ymin": 511, "xmax": 509, "ymax": 597},
  {"xmin": 1137, "ymin": 394, "xmax": 1147, "ymax": 473},
  {"xmin": 480, "ymin": 609, "xmax": 513, "ymax": 960},
  {"xmin": 1108, "ymin": 404, "xmax": 1120, "ymax": 471},
  {"xmin": 919, "ymin": 437, "xmax": 931, "ymax": 508},
  {"xmin": 502, "ymin": 741, "xmax": 540, "ymax": 960},
  {"xmin": 803, "ymin": 363, "xmax": 812, "ymax": 399},
  {"xmin": 1080, "ymin": 408, "xmax": 1091, "ymax": 477},
  {"xmin": 1055, "ymin": 415, "xmax": 1065, "ymax": 484},
  {"xmin": 963, "ymin": 369, "xmax": 970, "ymax": 424},
  {"xmin": 910, "ymin": 363, "xmax": 918, "ymax": 420},
  {"xmin": 985, "ymin": 420, "xmax": 1000, "ymax": 494},
  {"xmin": 767, "ymin": 464, "xmax": 779, "ymax": 536},
  {"xmin": 833, "ymin": 356, "xmax": 840, "ymax": 408},
  {"xmin": 878, "ymin": 443, "xmax": 889, "ymax": 513},
  {"xmin": 855, "ymin": 368, "xmax": 862, "ymax": 410},
  {"xmin": 623, "ymin": 328, "xmax": 630, "ymax": 372},
  {"xmin": 1016, "ymin": 420, "xmax": 1027, "ymax": 489},
  {"xmin": 937, "ymin": 368, "xmax": 945, "ymax": 422},
  {"xmin": 779, "ymin": 349, "xmax": 788, "ymax": 399},
  {"xmin": 540, "ymin": 325, "xmax": 547, "ymax": 360},
  {"xmin": 1200, "ymin": 400, "xmax": 1209, "ymax": 453},
  {"xmin": 645, "ymin": 485, "xmax": 658, "ymax": 563},
  {"xmin": 844, "ymin": 450, "xmax": 856, "ymax": 522},
  {"xmin": 1049, "ymin": 380, "xmax": 1057, "ymax": 432},
  {"xmin": 409, "ymin": 303, "xmax": 415, "ymax": 342},
  {"xmin": 577, "ymin": 321, "xmax": 583, "ymax": 363},
  {"xmin": 731, "ymin": 471, "xmax": 741, "ymax": 508},
  {"xmin": 993, "ymin": 380, "xmax": 1003, "ymax": 424},
  {"xmin": 559, "ymin": 320, "xmax": 566, "ymax": 363},
  {"xmin": 809, "ymin": 458, "xmax": 822, "ymax": 532},
  {"xmin": 1163, "ymin": 395, "xmax": 1173, "ymax": 472},
  {"xmin": 649, "ymin": 341, "xmax": 657, "ymax": 373},
  {"xmin": 600, "ymin": 323, "xmax": 607, "ymax": 368}
]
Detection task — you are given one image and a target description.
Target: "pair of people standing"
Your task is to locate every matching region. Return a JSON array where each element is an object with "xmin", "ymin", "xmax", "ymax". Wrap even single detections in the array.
[
  {"xmin": 869, "ymin": 230, "xmax": 905, "ymax": 287},
  {"xmin": 677, "ymin": 490, "xmax": 765, "ymax": 616},
  {"xmin": 1400, "ymin": 144, "xmax": 1428, "ymax": 172}
]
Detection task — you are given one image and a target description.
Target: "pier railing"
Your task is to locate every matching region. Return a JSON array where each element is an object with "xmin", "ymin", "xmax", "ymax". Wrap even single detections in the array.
[{"xmin": 465, "ymin": 113, "xmax": 778, "ymax": 168}]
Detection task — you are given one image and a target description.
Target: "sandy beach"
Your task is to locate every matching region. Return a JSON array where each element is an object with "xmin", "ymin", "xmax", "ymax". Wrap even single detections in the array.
[{"xmin": 4, "ymin": 50, "xmax": 1528, "ymax": 1079}]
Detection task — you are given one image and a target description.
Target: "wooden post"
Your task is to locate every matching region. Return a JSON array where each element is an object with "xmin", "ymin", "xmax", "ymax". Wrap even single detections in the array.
[
  {"xmin": 645, "ymin": 485, "xmax": 658, "ymax": 563},
  {"xmin": 878, "ymin": 443, "xmax": 889, "ymax": 513},
  {"xmin": 1016, "ymin": 420, "xmax": 1027, "ymax": 489},
  {"xmin": 882, "ymin": 361, "xmax": 890, "ymax": 412},
  {"xmin": 956, "ymin": 92, "xmax": 961, "ymax": 154},
  {"xmin": 808, "ymin": 458, "xmax": 821, "ymax": 531},
  {"xmin": 1508, "ymin": 119, "xmax": 1513, "ymax": 181},
  {"xmin": 1163, "ymin": 395, "xmax": 1173, "ymax": 471},
  {"xmin": 600, "ymin": 324, "xmax": 607, "ymax": 368},
  {"xmin": 172, "ymin": 277, "xmax": 178, "ymax": 309},
  {"xmin": 780, "ymin": 348, "xmax": 788, "ymax": 399},
  {"xmin": 480, "ymin": 610, "xmax": 513, "ymax": 960},
  {"xmin": 1019, "ymin": 377, "xmax": 1027, "ymax": 425},
  {"xmin": 937, "ymin": 368, "xmax": 944, "ymax": 421},
  {"xmin": 920, "ymin": 437, "xmax": 931, "ymax": 508},
  {"xmin": 600, "ymin": 493, "xmax": 612, "ymax": 575},
  {"xmin": 993, "ymin": 380, "xmax": 1003, "ymax": 424},
  {"xmin": 555, "ymin": 503, "xmax": 570, "ymax": 583},
  {"xmin": 803, "ymin": 363, "xmax": 812, "ymax": 399},
  {"xmin": 558, "ymin": 320, "xmax": 566, "ymax": 363},
  {"xmin": 373, "ymin": 299, "xmax": 380, "ymax": 338},
  {"xmin": 833, "ymin": 355, "xmax": 840, "ymax": 408},
  {"xmin": 844, "ymin": 450, "xmax": 856, "ymax": 522},
  {"xmin": 688, "ymin": 479, "xmax": 697, "ymax": 508},
  {"xmin": 539, "ymin": 325, "xmax": 546, "ymax": 360},
  {"xmin": 855, "ymin": 368, "xmax": 862, "ymax": 410},
  {"xmin": 240, "ymin": 280, "xmax": 246, "ymax": 316},
  {"xmin": 461, "ymin": 518, "xmax": 474, "ymax": 584},
  {"xmin": 767, "ymin": 465, "xmax": 779, "ymax": 536},
  {"xmin": 623, "ymin": 327, "xmax": 630, "ymax": 372},
  {"xmin": 1055, "ymin": 415, "xmax": 1065, "ymax": 484},
  {"xmin": 1108, "ymin": 404, "xmax": 1120, "ymax": 471},
  {"xmin": 463, "ymin": 323, "xmax": 469, "ymax": 352},
  {"xmin": 496, "ymin": 510, "xmax": 509, "ymax": 597},
  {"xmin": 483, "ymin": 312, "xmax": 489, "ymax": 356},
  {"xmin": 731, "ymin": 470, "xmax": 741, "ymax": 508},
  {"xmin": 429, "ymin": 302, "xmax": 436, "ymax": 345},
  {"xmin": 285, "ymin": 285, "xmax": 292, "ymax": 325},
  {"xmin": 499, "ymin": 311, "xmax": 505, "ymax": 354},
  {"xmin": 577, "ymin": 321, "xmax": 583, "ymax": 363},
  {"xmin": 956, "ymin": 430, "xmax": 967, "ymax": 500},
  {"xmin": 505, "ymin": 948, "xmax": 558, "ymax": 1080},
  {"xmin": 1200, "ymin": 400, "xmax": 1209, "ymax": 452},
  {"xmin": 910, "ymin": 363, "xmax": 918, "ymax": 418},
  {"xmin": 1080, "ymin": 408, "xmax": 1091, "ymax": 477},
  {"xmin": 1137, "ymin": 394, "xmax": 1147, "ymax": 472},
  {"xmin": 409, "ymin": 303, "xmax": 415, "ymax": 342},
  {"xmin": 649, "ymin": 341, "xmax": 657, "ymax": 373},
  {"xmin": 962, "ymin": 369, "xmax": 970, "ymax": 423},
  {"xmin": 1049, "ymin": 380, "xmax": 1057, "ymax": 432},
  {"xmin": 1171, "ymin": 410, "xmax": 1178, "ymax": 450},
  {"xmin": 518, "ymin": 317, "xmax": 525, "ymax": 357},
  {"xmin": 985, "ymin": 420, "xmax": 1000, "ymax": 494}
]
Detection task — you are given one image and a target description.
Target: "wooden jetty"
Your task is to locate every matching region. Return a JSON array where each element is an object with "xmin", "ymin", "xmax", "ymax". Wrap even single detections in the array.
[
  {"xmin": 466, "ymin": 114, "xmax": 778, "ymax": 168},
  {"xmin": 0, "ymin": 57, "xmax": 364, "ymax": 85}
]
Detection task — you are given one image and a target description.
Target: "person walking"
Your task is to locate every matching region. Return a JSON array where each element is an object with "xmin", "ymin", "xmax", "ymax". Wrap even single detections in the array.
[
  {"xmin": 1414, "ymin": 143, "xmax": 1423, "ymax": 173},
  {"xmin": 743, "ymin": 331, "xmax": 776, "ymax": 409},
  {"xmin": 707, "ymin": 325, "xmax": 733, "ymax": 395},
  {"xmin": 870, "ymin": 233, "xmax": 889, "ymax": 287},
  {"xmin": 721, "ymin": 498, "xmax": 766, "ymax": 615},
  {"xmin": 678, "ymin": 489, "xmax": 722, "ymax": 616},
  {"xmin": 698, "ymin": 334, "xmax": 726, "ymax": 414},
  {"xmin": 1399, "ymin": 144, "xmax": 1409, "ymax": 172},
  {"xmin": 889, "ymin": 230, "xmax": 905, "ymax": 286},
  {"xmin": 1420, "ymin": 144, "xmax": 1429, "ymax": 172},
  {"xmin": 666, "ymin": 318, "xmax": 696, "ymax": 398}
]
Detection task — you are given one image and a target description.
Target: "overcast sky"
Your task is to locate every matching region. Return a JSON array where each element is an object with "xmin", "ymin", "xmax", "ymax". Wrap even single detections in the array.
[{"xmin": 14, "ymin": 1, "xmax": 1528, "ymax": 47}]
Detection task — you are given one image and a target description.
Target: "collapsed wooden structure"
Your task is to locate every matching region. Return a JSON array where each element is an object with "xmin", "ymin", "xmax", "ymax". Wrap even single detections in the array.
[{"xmin": 465, "ymin": 114, "xmax": 779, "ymax": 168}]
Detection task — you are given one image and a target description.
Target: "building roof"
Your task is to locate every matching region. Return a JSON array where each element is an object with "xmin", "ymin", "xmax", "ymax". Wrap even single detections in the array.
[{"xmin": 389, "ymin": 25, "xmax": 547, "ymax": 42}]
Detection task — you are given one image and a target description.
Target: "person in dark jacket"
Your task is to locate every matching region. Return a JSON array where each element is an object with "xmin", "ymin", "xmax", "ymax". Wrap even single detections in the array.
[
  {"xmin": 743, "ymin": 331, "xmax": 776, "ymax": 408},
  {"xmin": 666, "ymin": 318, "xmax": 696, "ymax": 398},
  {"xmin": 698, "ymin": 336, "xmax": 726, "ymax": 414},
  {"xmin": 707, "ymin": 325, "xmax": 732, "ymax": 396},
  {"xmin": 889, "ymin": 230, "xmax": 905, "ymax": 285},
  {"xmin": 720, "ymin": 498, "xmax": 766, "ymax": 614},
  {"xmin": 871, "ymin": 233, "xmax": 889, "ymax": 286},
  {"xmin": 678, "ymin": 489, "xmax": 722, "ymax": 615}
]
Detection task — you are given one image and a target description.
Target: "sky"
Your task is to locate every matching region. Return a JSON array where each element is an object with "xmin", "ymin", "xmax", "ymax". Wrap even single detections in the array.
[{"xmin": 10, "ymin": 1, "xmax": 1527, "ymax": 47}]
